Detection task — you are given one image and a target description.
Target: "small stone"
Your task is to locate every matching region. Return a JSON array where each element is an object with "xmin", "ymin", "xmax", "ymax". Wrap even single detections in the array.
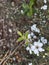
[
  {"xmin": 9, "ymin": 29, "xmax": 12, "ymax": 33},
  {"xmin": 44, "ymin": 0, "xmax": 47, "ymax": 3},
  {"xmin": 11, "ymin": 2, "xmax": 15, "ymax": 6},
  {"xmin": 21, "ymin": 10, "xmax": 24, "ymax": 14},
  {"xmin": 13, "ymin": 57, "xmax": 16, "ymax": 61},
  {"xmin": 6, "ymin": 15, "xmax": 8, "ymax": 18}
]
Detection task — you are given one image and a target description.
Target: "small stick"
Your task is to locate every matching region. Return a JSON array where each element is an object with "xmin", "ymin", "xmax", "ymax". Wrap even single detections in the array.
[
  {"xmin": 0, "ymin": 50, "xmax": 9, "ymax": 65},
  {"xmin": 0, "ymin": 41, "xmax": 24, "ymax": 65}
]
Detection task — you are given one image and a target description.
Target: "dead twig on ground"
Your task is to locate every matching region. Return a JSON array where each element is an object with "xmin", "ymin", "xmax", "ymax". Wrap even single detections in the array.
[
  {"xmin": 0, "ymin": 41, "xmax": 24, "ymax": 65},
  {"xmin": 0, "ymin": 50, "xmax": 9, "ymax": 65}
]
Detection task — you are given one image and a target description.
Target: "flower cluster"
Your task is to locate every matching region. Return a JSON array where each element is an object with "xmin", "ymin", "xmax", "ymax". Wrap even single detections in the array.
[
  {"xmin": 26, "ymin": 24, "xmax": 47, "ymax": 56},
  {"xmin": 26, "ymin": 40, "xmax": 45, "ymax": 56}
]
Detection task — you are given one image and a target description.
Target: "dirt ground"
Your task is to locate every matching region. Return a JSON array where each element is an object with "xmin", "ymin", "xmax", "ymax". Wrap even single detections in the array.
[{"xmin": 0, "ymin": 0, "xmax": 49, "ymax": 65}]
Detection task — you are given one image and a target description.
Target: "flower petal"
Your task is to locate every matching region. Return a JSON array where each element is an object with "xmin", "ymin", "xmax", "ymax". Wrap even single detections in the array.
[
  {"xmin": 33, "ymin": 49, "xmax": 39, "ymax": 56},
  {"xmin": 26, "ymin": 46, "xmax": 30, "ymax": 51},
  {"xmin": 38, "ymin": 48, "xmax": 45, "ymax": 52}
]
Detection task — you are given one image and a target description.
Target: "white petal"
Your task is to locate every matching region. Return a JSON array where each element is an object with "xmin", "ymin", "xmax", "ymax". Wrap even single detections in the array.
[
  {"xmin": 41, "ymin": 37, "xmax": 47, "ymax": 44},
  {"xmin": 30, "ymin": 32, "xmax": 34, "ymax": 37},
  {"xmin": 37, "ymin": 53, "xmax": 39, "ymax": 56},
  {"xmin": 29, "ymin": 50, "xmax": 32, "ymax": 54},
  {"xmin": 38, "ymin": 48, "xmax": 45, "ymax": 52},
  {"xmin": 41, "ymin": 37, "xmax": 44, "ymax": 41},
  {"xmin": 37, "ymin": 41, "xmax": 43, "ymax": 47},
  {"xmin": 31, "ymin": 45, "xmax": 36, "ymax": 51},
  {"xmin": 28, "ymin": 34, "xmax": 31, "ymax": 39},
  {"xmin": 35, "ymin": 28, "xmax": 40, "ymax": 33},
  {"xmin": 31, "ymin": 24, "xmax": 36, "ymax": 31},
  {"xmin": 42, "ymin": 39, "xmax": 47, "ymax": 44},
  {"xmin": 41, "ymin": 5, "xmax": 47, "ymax": 10},
  {"xmin": 34, "ymin": 41, "xmax": 38, "ymax": 46},
  {"xmin": 33, "ymin": 35, "xmax": 37, "ymax": 39},
  {"xmin": 33, "ymin": 49, "xmax": 39, "ymax": 56},
  {"xmin": 34, "ymin": 41, "xmax": 43, "ymax": 47},
  {"xmin": 26, "ymin": 46, "xmax": 30, "ymax": 51}
]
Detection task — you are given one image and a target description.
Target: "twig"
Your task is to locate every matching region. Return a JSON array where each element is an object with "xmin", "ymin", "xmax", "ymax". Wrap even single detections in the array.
[
  {"xmin": 3, "ymin": 60, "xmax": 7, "ymax": 65},
  {"xmin": 0, "ymin": 50, "xmax": 9, "ymax": 65},
  {"xmin": 0, "ymin": 41, "xmax": 24, "ymax": 65}
]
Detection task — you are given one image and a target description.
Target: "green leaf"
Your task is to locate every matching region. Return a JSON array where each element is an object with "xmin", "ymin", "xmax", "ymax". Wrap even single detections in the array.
[
  {"xmin": 27, "ymin": 11, "xmax": 32, "ymax": 16},
  {"xmin": 22, "ymin": 3, "xmax": 29, "ymax": 9},
  {"xmin": 22, "ymin": 0, "xmax": 36, "ymax": 17},
  {"xmin": 25, "ymin": 31, "xmax": 28, "ymax": 39},
  {"xmin": 17, "ymin": 31, "xmax": 22, "ymax": 36},
  {"xmin": 17, "ymin": 37, "xmax": 24, "ymax": 42},
  {"xmin": 29, "ymin": 0, "xmax": 35, "ymax": 6}
]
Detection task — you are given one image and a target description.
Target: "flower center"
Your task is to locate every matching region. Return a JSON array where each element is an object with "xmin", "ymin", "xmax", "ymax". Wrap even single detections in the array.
[{"xmin": 36, "ymin": 46, "xmax": 39, "ymax": 49}]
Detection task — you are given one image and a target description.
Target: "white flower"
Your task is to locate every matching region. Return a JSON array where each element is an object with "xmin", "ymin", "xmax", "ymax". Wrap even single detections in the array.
[
  {"xmin": 28, "ymin": 34, "xmax": 31, "ymax": 39},
  {"xmin": 31, "ymin": 41, "xmax": 44, "ymax": 56},
  {"xmin": 41, "ymin": 5, "xmax": 47, "ymax": 10},
  {"xmin": 31, "ymin": 24, "xmax": 40, "ymax": 33},
  {"xmin": 26, "ymin": 41, "xmax": 44, "ymax": 56},
  {"xmin": 41, "ymin": 37, "xmax": 47, "ymax": 44},
  {"xmin": 44, "ymin": 0, "xmax": 47, "ymax": 3},
  {"xmin": 28, "ymin": 63, "xmax": 32, "ymax": 65}
]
